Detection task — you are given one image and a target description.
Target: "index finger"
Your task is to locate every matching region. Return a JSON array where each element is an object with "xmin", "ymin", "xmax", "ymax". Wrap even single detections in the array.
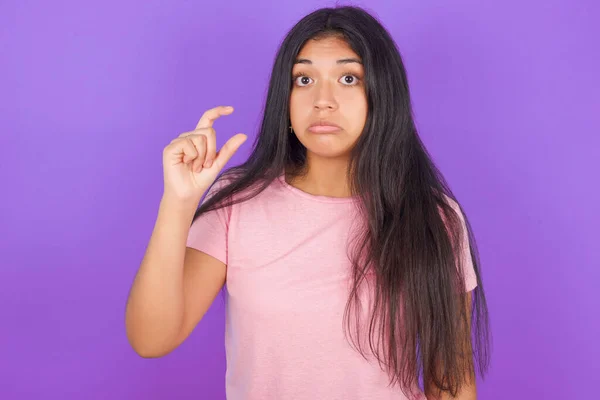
[{"xmin": 195, "ymin": 106, "xmax": 234, "ymax": 130}]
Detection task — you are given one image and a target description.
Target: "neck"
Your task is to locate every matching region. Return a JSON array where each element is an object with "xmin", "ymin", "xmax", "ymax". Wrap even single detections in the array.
[{"xmin": 286, "ymin": 153, "xmax": 351, "ymax": 198}]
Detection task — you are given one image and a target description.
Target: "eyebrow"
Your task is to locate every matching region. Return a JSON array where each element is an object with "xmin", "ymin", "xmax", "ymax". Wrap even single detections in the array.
[{"xmin": 294, "ymin": 58, "xmax": 363, "ymax": 65}]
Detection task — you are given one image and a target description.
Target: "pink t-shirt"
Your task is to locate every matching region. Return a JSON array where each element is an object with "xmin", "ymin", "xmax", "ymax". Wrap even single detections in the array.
[{"xmin": 186, "ymin": 173, "xmax": 477, "ymax": 400}]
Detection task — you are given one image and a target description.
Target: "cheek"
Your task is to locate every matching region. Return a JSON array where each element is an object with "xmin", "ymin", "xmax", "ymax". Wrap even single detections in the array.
[
  {"xmin": 289, "ymin": 92, "xmax": 312, "ymax": 123},
  {"xmin": 344, "ymin": 95, "xmax": 368, "ymax": 131},
  {"xmin": 289, "ymin": 92, "xmax": 301, "ymax": 120}
]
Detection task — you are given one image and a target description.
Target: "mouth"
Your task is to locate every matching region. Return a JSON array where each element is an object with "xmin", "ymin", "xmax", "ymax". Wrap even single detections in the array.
[{"xmin": 307, "ymin": 121, "xmax": 343, "ymax": 134}]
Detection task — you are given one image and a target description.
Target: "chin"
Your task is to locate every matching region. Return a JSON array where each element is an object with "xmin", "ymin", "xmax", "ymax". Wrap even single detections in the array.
[
  {"xmin": 305, "ymin": 145, "xmax": 353, "ymax": 159},
  {"xmin": 296, "ymin": 133, "xmax": 357, "ymax": 158}
]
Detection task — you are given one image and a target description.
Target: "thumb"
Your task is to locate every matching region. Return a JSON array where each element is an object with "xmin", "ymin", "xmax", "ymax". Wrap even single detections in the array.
[{"xmin": 214, "ymin": 133, "xmax": 248, "ymax": 168}]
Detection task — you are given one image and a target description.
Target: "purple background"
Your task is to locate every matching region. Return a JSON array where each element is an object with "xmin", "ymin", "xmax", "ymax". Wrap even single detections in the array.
[{"xmin": 1, "ymin": 0, "xmax": 598, "ymax": 398}]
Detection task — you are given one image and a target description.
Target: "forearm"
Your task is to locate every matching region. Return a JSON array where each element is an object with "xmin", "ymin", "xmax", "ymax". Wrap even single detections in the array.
[
  {"xmin": 125, "ymin": 194, "xmax": 199, "ymax": 356},
  {"xmin": 424, "ymin": 345, "xmax": 477, "ymax": 399},
  {"xmin": 425, "ymin": 380, "xmax": 477, "ymax": 400}
]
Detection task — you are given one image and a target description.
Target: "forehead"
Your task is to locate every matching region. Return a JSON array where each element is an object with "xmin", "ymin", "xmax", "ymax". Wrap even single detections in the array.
[{"xmin": 296, "ymin": 36, "xmax": 361, "ymax": 63}]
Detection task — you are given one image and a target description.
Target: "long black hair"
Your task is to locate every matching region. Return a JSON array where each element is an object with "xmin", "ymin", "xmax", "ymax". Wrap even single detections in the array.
[{"xmin": 192, "ymin": 5, "xmax": 490, "ymax": 397}]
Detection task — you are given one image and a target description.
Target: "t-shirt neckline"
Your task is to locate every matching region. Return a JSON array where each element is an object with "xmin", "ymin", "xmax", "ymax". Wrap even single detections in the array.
[{"xmin": 276, "ymin": 173, "xmax": 359, "ymax": 204}]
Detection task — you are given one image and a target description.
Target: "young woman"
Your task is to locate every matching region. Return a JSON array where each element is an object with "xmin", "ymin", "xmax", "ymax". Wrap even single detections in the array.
[{"xmin": 126, "ymin": 5, "xmax": 490, "ymax": 400}]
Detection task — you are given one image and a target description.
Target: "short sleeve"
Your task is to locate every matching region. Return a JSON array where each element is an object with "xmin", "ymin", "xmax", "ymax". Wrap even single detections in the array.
[
  {"xmin": 456, "ymin": 206, "xmax": 478, "ymax": 292},
  {"xmin": 185, "ymin": 179, "xmax": 231, "ymax": 265},
  {"xmin": 442, "ymin": 196, "xmax": 478, "ymax": 292}
]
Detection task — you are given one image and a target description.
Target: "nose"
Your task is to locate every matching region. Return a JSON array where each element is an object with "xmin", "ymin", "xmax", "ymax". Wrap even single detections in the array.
[{"xmin": 313, "ymin": 81, "xmax": 338, "ymax": 111}]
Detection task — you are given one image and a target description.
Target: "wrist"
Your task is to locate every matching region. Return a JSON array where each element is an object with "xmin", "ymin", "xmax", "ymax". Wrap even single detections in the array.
[{"xmin": 159, "ymin": 192, "xmax": 201, "ymax": 219}]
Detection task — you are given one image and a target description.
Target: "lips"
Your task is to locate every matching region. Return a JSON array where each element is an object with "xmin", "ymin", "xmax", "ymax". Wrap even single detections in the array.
[{"xmin": 308, "ymin": 121, "xmax": 342, "ymax": 133}]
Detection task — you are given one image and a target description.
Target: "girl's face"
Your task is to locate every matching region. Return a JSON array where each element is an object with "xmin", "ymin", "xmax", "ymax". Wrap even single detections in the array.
[{"xmin": 289, "ymin": 36, "xmax": 368, "ymax": 159}]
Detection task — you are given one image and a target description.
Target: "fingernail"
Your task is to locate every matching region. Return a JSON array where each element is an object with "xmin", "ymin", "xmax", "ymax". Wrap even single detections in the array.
[
  {"xmin": 205, "ymin": 160, "xmax": 212, "ymax": 168},
  {"xmin": 225, "ymin": 106, "xmax": 233, "ymax": 111}
]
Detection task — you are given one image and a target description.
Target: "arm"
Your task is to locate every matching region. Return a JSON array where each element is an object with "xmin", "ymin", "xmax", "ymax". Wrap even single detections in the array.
[
  {"xmin": 424, "ymin": 291, "xmax": 477, "ymax": 400},
  {"xmin": 124, "ymin": 194, "xmax": 226, "ymax": 358}
]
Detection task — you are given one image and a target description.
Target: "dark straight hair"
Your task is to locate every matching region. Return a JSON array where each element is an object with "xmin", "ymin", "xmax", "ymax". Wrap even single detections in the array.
[{"xmin": 192, "ymin": 5, "xmax": 490, "ymax": 397}]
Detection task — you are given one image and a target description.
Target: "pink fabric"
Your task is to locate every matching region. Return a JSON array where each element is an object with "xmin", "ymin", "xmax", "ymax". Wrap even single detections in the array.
[{"xmin": 186, "ymin": 173, "xmax": 477, "ymax": 400}]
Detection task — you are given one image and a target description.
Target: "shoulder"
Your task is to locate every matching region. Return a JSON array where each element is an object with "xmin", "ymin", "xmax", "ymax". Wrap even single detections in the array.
[
  {"xmin": 435, "ymin": 191, "xmax": 465, "ymax": 220},
  {"xmin": 203, "ymin": 174, "xmax": 286, "ymax": 210}
]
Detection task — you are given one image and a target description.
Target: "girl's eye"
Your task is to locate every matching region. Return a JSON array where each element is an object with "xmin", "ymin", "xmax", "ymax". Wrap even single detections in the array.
[
  {"xmin": 294, "ymin": 75, "xmax": 312, "ymax": 87},
  {"xmin": 341, "ymin": 75, "xmax": 361, "ymax": 85},
  {"xmin": 292, "ymin": 73, "xmax": 361, "ymax": 87}
]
